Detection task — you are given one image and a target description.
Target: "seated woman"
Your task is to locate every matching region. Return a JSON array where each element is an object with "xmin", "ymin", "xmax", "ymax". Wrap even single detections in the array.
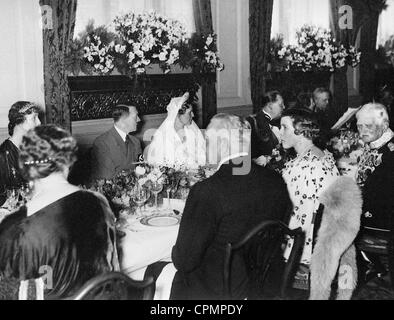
[
  {"xmin": 145, "ymin": 92, "xmax": 206, "ymax": 169},
  {"xmin": 0, "ymin": 101, "xmax": 41, "ymax": 206},
  {"xmin": 0, "ymin": 125, "xmax": 119, "ymax": 299},
  {"xmin": 279, "ymin": 108, "xmax": 339, "ymax": 288}
]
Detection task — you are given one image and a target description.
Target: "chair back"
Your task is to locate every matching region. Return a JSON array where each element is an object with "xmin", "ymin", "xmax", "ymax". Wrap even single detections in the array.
[
  {"xmin": 70, "ymin": 272, "xmax": 155, "ymax": 300},
  {"xmin": 223, "ymin": 220, "xmax": 305, "ymax": 299}
]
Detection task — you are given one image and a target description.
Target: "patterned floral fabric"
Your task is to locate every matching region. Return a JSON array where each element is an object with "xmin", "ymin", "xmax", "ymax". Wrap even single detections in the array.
[{"xmin": 282, "ymin": 149, "xmax": 339, "ymax": 265}]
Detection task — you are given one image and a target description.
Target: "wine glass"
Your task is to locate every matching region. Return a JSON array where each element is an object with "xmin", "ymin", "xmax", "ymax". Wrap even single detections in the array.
[
  {"xmin": 151, "ymin": 181, "xmax": 163, "ymax": 212},
  {"xmin": 131, "ymin": 185, "xmax": 150, "ymax": 217}
]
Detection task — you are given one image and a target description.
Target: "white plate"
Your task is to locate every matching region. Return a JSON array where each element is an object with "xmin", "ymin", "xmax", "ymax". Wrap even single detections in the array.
[{"xmin": 140, "ymin": 215, "xmax": 180, "ymax": 227}]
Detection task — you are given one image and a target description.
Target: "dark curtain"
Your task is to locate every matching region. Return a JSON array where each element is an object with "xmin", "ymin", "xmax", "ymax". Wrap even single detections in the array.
[
  {"xmin": 249, "ymin": 0, "xmax": 274, "ymax": 113},
  {"xmin": 40, "ymin": 0, "xmax": 77, "ymax": 132},
  {"xmin": 330, "ymin": 0, "xmax": 387, "ymax": 106},
  {"xmin": 193, "ymin": 0, "xmax": 217, "ymax": 128},
  {"xmin": 330, "ymin": 0, "xmax": 351, "ymax": 120},
  {"xmin": 358, "ymin": 0, "xmax": 387, "ymax": 103}
]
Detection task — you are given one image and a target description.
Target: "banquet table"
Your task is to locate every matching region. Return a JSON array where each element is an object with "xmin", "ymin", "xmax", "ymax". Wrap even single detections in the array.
[{"xmin": 118, "ymin": 198, "xmax": 185, "ymax": 300}]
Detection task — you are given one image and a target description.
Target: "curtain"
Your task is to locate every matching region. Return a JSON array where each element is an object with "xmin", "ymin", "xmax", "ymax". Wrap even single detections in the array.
[
  {"xmin": 377, "ymin": 0, "xmax": 394, "ymax": 47},
  {"xmin": 193, "ymin": 0, "xmax": 216, "ymax": 128},
  {"xmin": 329, "ymin": 0, "xmax": 352, "ymax": 121},
  {"xmin": 272, "ymin": 0, "xmax": 330, "ymax": 44},
  {"xmin": 40, "ymin": 0, "xmax": 77, "ymax": 131},
  {"xmin": 357, "ymin": 0, "xmax": 387, "ymax": 103},
  {"xmin": 249, "ymin": 0, "xmax": 274, "ymax": 113},
  {"xmin": 74, "ymin": 0, "xmax": 195, "ymax": 37}
]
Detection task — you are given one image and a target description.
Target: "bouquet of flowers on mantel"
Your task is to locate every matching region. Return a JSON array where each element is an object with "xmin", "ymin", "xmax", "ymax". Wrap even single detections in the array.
[
  {"xmin": 79, "ymin": 11, "xmax": 224, "ymax": 77},
  {"xmin": 274, "ymin": 25, "xmax": 361, "ymax": 73}
]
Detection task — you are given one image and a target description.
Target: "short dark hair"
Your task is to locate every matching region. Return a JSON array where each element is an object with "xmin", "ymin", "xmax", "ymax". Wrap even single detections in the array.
[
  {"xmin": 261, "ymin": 91, "xmax": 282, "ymax": 108},
  {"xmin": 112, "ymin": 105, "xmax": 136, "ymax": 122},
  {"xmin": 313, "ymin": 87, "xmax": 331, "ymax": 99},
  {"xmin": 281, "ymin": 107, "xmax": 320, "ymax": 141},
  {"xmin": 8, "ymin": 101, "xmax": 40, "ymax": 136},
  {"xmin": 19, "ymin": 125, "xmax": 78, "ymax": 180}
]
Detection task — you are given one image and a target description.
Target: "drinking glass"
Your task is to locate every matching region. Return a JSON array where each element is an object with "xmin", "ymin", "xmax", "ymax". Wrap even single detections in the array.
[
  {"xmin": 132, "ymin": 185, "xmax": 150, "ymax": 217},
  {"xmin": 151, "ymin": 181, "xmax": 163, "ymax": 212}
]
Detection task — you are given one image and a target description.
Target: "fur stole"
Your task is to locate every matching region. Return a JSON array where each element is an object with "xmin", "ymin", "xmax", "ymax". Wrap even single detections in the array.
[{"xmin": 309, "ymin": 177, "xmax": 362, "ymax": 300}]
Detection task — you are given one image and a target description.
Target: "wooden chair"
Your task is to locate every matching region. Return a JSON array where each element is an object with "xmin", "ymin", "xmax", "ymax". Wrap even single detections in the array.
[
  {"xmin": 356, "ymin": 226, "xmax": 394, "ymax": 288},
  {"xmin": 70, "ymin": 272, "xmax": 155, "ymax": 300},
  {"xmin": 223, "ymin": 220, "xmax": 305, "ymax": 300}
]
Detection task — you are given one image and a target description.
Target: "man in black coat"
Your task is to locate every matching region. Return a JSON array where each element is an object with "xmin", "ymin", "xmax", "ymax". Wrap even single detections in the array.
[
  {"xmin": 246, "ymin": 91, "xmax": 284, "ymax": 165},
  {"xmin": 91, "ymin": 105, "xmax": 142, "ymax": 181},
  {"xmin": 170, "ymin": 113, "xmax": 292, "ymax": 300},
  {"xmin": 355, "ymin": 103, "xmax": 394, "ymax": 280}
]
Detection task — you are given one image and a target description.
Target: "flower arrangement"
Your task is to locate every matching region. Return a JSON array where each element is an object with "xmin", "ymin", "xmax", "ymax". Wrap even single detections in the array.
[
  {"xmin": 265, "ymin": 146, "xmax": 296, "ymax": 173},
  {"xmin": 85, "ymin": 163, "xmax": 215, "ymax": 208},
  {"xmin": 275, "ymin": 25, "xmax": 361, "ymax": 72},
  {"xmin": 328, "ymin": 128, "xmax": 363, "ymax": 160},
  {"xmin": 178, "ymin": 33, "xmax": 224, "ymax": 73},
  {"xmin": 76, "ymin": 11, "xmax": 224, "ymax": 78},
  {"xmin": 111, "ymin": 11, "xmax": 187, "ymax": 75}
]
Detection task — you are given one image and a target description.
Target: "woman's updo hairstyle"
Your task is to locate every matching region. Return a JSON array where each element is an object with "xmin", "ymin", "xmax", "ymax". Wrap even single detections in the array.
[
  {"xmin": 19, "ymin": 125, "xmax": 78, "ymax": 180},
  {"xmin": 281, "ymin": 107, "xmax": 321, "ymax": 141},
  {"xmin": 8, "ymin": 101, "xmax": 40, "ymax": 136},
  {"xmin": 178, "ymin": 103, "xmax": 193, "ymax": 115}
]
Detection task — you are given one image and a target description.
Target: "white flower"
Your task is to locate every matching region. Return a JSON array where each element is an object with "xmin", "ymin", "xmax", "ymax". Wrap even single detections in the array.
[
  {"xmin": 135, "ymin": 166, "xmax": 146, "ymax": 176},
  {"xmin": 206, "ymin": 35, "xmax": 213, "ymax": 46},
  {"xmin": 158, "ymin": 51, "xmax": 168, "ymax": 61}
]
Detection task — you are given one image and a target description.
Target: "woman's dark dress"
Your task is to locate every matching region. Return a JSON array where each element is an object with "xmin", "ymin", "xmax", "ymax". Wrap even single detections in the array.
[
  {"xmin": 0, "ymin": 191, "xmax": 114, "ymax": 299},
  {"xmin": 0, "ymin": 139, "xmax": 25, "ymax": 206}
]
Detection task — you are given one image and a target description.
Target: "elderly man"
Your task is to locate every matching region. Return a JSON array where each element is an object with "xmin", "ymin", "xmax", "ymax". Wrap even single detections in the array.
[
  {"xmin": 91, "ymin": 104, "xmax": 142, "ymax": 180},
  {"xmin": 312, "ymin": 87, "xmax": 331, "ymax": 113},
  {"xmin": 356, "ymin": 103, "xmax": 394, "ymax": 281},
  {"xmin": 170, "ymin": 113, "xmax": 292, "ymax": 300}
]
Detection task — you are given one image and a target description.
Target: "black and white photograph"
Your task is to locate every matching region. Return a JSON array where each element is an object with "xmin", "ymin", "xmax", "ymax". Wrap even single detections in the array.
[{"xmin": 0, "ymin": 0, "xmax": 394, "ymax": 306}]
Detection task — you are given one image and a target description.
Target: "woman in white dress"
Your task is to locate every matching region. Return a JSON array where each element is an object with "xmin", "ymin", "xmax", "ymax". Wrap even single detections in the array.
[
  {"xmin": 145, "ymin": 92, "xmax": 206, "ymax": 169},
  {"xmin": 279, "ymin": 108, "xmax": 339, "ymax": 289}
]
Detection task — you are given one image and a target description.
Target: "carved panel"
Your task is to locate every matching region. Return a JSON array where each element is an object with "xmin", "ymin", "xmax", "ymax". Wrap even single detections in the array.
[{"xmin": 68, "ymin": 74, "xmax": 199, "ymax": 121}]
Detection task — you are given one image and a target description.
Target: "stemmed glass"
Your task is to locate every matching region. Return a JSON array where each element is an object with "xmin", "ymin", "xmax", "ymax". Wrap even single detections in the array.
[
  {"xmin": 151, "ymin": 181, "xmax": 163, "ymax": 212},
  {"xmin": 131, "ymin": 185, "xmax": 150, "ymax": 217}
]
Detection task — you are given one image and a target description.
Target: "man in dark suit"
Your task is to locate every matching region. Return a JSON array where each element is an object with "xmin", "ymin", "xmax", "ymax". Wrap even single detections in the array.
[
  {"xmin": 355, "ymin": 103, "xmax": 394, "ymax": 280},
  {"xmin": 170, "ymin": 113, "xmax": 292, "ymax": 300},
  {"xmin": 91, "ymin": 105, "xmax": 142, "ymax": 180},
  {"xmin": 246, "ymin": 91, "xmax": 284, "ymax": 166}
]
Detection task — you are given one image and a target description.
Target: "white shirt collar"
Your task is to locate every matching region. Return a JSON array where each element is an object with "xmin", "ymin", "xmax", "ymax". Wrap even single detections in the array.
[
  {"xmin": 114, "ymin": 125, "xmax": 127, "ymax": 142},
  {"xmin": 263, "ymin": 110, "xmax": 272, "ymax": 121},
  {"xmin": 369, "ymin": 129, "xmax": 394, "ymax": 149},
  {"xmin": 217, "ymin": 152, "xmax": 249, "ymax": 170}
]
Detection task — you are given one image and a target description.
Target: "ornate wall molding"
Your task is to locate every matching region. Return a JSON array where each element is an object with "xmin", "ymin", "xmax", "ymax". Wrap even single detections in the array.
[{"xmin": 68, "ymin": 74, "xmax": 199, "ymax": 122}]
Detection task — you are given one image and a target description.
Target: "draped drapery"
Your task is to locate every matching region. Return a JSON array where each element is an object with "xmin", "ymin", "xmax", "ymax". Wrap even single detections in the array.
[
  {"xmin": 40, "ymin": 0, "xmax": 77, "ymax": 131},
  {"xmin": 249, "ymin": 0, "xmax": 274, "ymax": 113},
  {"xmin": 330, "ymin": 0, "xmax": 387, "ymax": 111},
  {"xmin": 358, "ymin": 0, "xmax": 387, "ymax": 103},
  {"xmin": 192, "ymin": 0, "xmax": 217, "ymax": 128},
  {"xmin": 329, "ymin": 0, "xmax": 352, "ymax": 120}
]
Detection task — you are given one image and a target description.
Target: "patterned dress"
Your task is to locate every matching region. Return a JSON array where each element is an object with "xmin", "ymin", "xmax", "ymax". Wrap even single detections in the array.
[{"xmin": 282, "ymin": 149, "xmax": 339, "ymax": 265}]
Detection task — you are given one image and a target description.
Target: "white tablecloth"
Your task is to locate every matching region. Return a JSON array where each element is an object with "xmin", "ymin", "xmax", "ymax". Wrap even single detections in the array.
[{"xmin": 119, "ymin": 199, "xmax": 185, "ymax": 299}]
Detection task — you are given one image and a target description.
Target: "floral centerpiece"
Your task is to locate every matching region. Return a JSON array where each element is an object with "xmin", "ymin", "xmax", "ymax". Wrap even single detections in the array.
[
  {"xmin": 274, "ymin": 25, "xmax": 361, "ymax": 73},
  {"xmin": 85, "ymin": 163, "xmax": 216, "ymax": 209}
]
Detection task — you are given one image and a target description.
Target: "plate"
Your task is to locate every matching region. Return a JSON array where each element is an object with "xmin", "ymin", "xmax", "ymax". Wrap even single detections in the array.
[{"xmin": 140, "ymin": 215, "xmax": 180, "ymax": 227}]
